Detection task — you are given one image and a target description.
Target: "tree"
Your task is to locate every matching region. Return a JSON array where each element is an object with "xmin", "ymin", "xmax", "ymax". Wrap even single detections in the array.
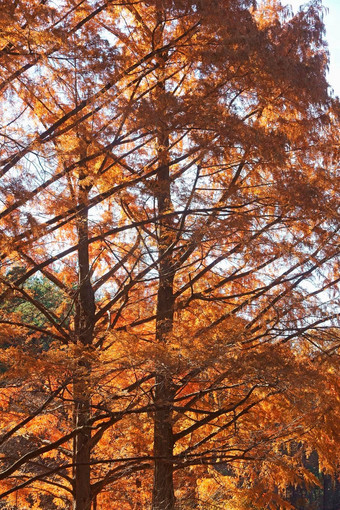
[{"xmin": 0, "ymin": 0, "xmax": 339, "ymax": 509}]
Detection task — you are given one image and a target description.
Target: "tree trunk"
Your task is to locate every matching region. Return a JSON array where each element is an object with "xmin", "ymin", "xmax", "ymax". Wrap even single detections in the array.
[
  {"xmin": 152, "ymin": 5, "xmax": 176, "ymax": 507},
  {"xmin": 153, "ymin": 372, "xmax": 175, "ymax": 510},
  {"xmin": 152, "ymin": 122, "xmax": 176, "ymax": 510},
  {"xmin": 73, "ymin": 175, "xmax": 95, "ymax": 510},
  {"xmin": 73, "ymin": 375, "xmax": 92, "ymax": 510}
]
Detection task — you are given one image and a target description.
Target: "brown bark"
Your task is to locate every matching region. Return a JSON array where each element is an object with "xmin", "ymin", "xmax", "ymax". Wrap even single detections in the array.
[
  {"xmin": 73, "ymin": 375, "xmax": 92, "ymax": 510},
  {"xmin": 152, "ymin": 373, "xmax": 175, "ymax": 510},
  {"xmin": 73, "ymin": 176, "xmax": 95, "ymax": 510},
  {"xmin": 152, "ymin": 147, "xmax": 176, "ymax": 508},
  {"xmin": 152, "ymin": 5, "xmax": 176, "ymax": 507}
]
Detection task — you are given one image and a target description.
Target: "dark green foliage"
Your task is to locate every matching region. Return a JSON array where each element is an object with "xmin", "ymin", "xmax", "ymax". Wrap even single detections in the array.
[{"xmin": 0, "ymin": 267, "xmax": 69, "ymax": 352}]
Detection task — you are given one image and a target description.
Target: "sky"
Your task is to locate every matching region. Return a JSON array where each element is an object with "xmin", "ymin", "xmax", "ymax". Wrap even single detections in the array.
[{"xmin": 286, "ymin": 0, "xmax": 340, "ymax": 96}]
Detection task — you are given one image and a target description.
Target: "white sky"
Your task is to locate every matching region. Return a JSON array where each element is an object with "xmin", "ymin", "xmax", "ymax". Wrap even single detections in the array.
[{"xmin": 286, "ymin": 0, "xmax": 340, "ymax": 96}]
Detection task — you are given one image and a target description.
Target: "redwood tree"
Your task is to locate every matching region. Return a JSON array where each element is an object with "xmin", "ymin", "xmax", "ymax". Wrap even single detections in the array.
[{"xmin": 0, "ymin": 0, "xmax": 339, "ymax": 509}]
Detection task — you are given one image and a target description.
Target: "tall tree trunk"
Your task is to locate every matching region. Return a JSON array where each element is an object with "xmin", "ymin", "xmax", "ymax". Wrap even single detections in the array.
[
  {"xmin": 152, "ymin": 5, "xmax": 176, "ymax": 508},
  {"xmin": 73, "ymin": 174, "xmax": 95, "ymax": 510},
  {"xmin": 153, "ymin": 234, "xmax": 175, "ymax": 510},
  {"xmin": 73, "ymin": 375, "xmax": 92, "ymax": 510},
  {"xmin": 152, "ymin": 373, "xmax": 175, "ymax": 510}
]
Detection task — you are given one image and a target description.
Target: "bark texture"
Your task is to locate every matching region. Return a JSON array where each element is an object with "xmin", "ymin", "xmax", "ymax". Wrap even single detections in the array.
[
  {"xmin": 152, "ymin": 6, "xmax": 176, "ymax": 507},
  {"xmin": 73, "ymin": 175, "xmax": 95, "ymax": 510}
]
